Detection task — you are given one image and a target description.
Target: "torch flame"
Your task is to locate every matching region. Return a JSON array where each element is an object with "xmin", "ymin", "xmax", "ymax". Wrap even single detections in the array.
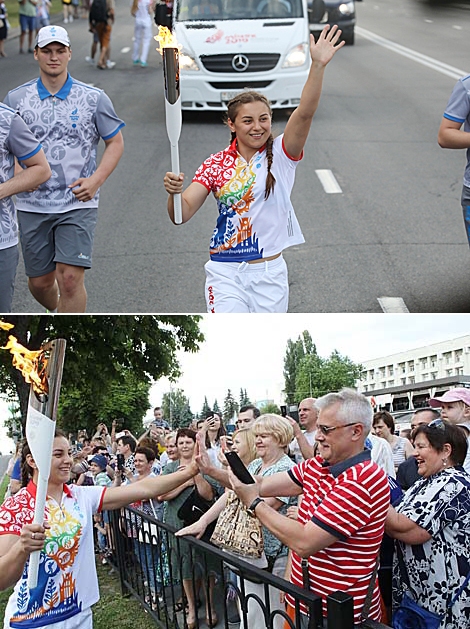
[
  {"xmin": 1, "ymin": 334, "xmax": 49, "ymax": 395},
  {"xmin": 155, "ymin": 26, "xmax": 181, "ymax": 54}
]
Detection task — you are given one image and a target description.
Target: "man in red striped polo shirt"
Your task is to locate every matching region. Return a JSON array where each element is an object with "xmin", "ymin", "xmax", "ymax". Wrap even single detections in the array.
[{"xmin": 229, "ymin": 388, "xmax": 390, "ymax": 626}]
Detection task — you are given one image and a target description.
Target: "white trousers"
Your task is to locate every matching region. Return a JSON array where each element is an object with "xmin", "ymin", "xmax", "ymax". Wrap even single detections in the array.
[
  {"xmin": 133, "ymin": 20, "xmax": 152, "ymax": 63},
  {"xmin": 204, "ymin": 255, "xmax": 289, "ymax": 313}
]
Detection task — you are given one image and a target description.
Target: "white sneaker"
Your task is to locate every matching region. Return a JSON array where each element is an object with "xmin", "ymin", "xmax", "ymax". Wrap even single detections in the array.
[
  {"xmin": 106, "ymin": 60, "xmax": 116, "ymax": 69},
  {"xmin": 63, "ymin": 17, "xmax": 68, "ymax": 23},
  {"xmin": 85, "ymin": 56, "xmax": 95, "ymax": 65},
  {"xmin": 69, "ymin": 15, "xmax": 73, "ymax": 21}
]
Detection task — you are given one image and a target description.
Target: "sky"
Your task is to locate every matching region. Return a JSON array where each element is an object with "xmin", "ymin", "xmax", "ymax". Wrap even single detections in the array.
[
  {"xmin": 147, "ymin": 313, "xmax": 470, "ymax": 418},
  {"xmin": 1, "ymin": 313, "xmax": 469, "ymax": 451}
]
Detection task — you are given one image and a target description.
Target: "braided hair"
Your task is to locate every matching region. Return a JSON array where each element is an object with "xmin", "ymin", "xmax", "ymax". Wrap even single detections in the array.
[
  {"xmin": 226, "ymin": 91, "xmax": 276, "ymax": 200},
  {"xmin": 20, "ymin": 428, "xmax": 68, "ymax": 487}
]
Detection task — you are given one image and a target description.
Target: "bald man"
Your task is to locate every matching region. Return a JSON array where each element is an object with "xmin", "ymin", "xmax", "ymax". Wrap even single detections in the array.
[{"xmin": 289, "ymin": 397, "xmax": 318, "ymax": 463}]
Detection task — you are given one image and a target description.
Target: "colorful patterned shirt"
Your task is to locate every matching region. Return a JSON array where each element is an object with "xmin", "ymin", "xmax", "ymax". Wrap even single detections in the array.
[
  {"xmin": 193, "ymin": 135, "xmax": 305, "ymax": 262},
  {"xmin": 4, "ymin": 74, "xmax": 125, "ymax": 214},
  {"xmin": 0, "ymin": 103, "xmax": 42, "ymax": 250},
  {"xmin": 286, "ymin": 451, "xmax": 390, "ymax": 623},
  {"xmin": 0, "ymin": 481, "xmax": 106, "ymax": 628}
]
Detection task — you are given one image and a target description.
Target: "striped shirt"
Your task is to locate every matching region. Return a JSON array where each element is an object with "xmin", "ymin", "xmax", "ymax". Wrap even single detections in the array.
[{"xmin": 286, "ymin": 450, "xmax": 390, "ymax": 623}]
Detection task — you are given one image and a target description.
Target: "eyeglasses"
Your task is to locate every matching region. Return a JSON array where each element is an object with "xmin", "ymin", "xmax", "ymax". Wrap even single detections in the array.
[{"xmin": 317, "ymin": 422, "xmax": 358, "ymax": 435}]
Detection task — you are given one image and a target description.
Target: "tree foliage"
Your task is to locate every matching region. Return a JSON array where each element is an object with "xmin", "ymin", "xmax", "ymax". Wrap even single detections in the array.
[
  {"xmin": 0, "ymin": 315, "xmax": 203, "ymax": 437},
  {"xmin": 296, "ymin": 349, "xmax": 363, "ymax": 400},
  {"xmin": 162, "ymin": 389, "xmax": 193, "ymax": 429},
  {"xmin": 259, "ymin": 401, "xmax": 281, "ymax": 415},
  {"xmin": 223, "ymin": 389, "xmax": 238, "ymax": 421},
  {"xmin": 283, "ymin": 331, "xmax": 318, "ymax": 403},
  {"xmin": 239, "ymin": 388, "xmax": 250, "ymax": 407}
]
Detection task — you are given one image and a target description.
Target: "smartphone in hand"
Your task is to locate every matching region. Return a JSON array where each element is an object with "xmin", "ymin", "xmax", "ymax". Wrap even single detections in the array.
[{"xmin": 225, "ymin": 451, "xmax": 255, "ymax": 484}]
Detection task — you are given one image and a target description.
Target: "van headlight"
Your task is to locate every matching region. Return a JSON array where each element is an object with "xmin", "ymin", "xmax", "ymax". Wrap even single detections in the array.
[
  {"xmin": 179, "ymin": 52, "xmax": 200, "ymax": 71},
  {"xmin": 339, "ymin": 2, "xmax": 354, "ymax": 15},
  {"xmin": 282, "ymin": 43, "xmax": 308, "ymax": 68}
]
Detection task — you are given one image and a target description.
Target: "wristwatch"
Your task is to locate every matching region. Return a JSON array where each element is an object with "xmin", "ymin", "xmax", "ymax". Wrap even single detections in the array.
[{"xmin": 247, "ymin": 497, "xmax": 264, "ymax": 517}]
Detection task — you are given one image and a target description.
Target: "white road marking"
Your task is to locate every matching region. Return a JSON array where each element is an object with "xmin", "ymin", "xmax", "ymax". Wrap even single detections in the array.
[
  {"xmin": 377, "ymin": 297, "xmax": 410, "ymax": 313},
  {"xmin": 121, "ymin": 47, "xmax": 131, "ymax": 53},
  {"xmin": 356, "ymin": 27, "xmax": 468, "ymax": 80},
  {"xmin": 315, "ymin": 169, "xmax": 342, "ymax": 194}
]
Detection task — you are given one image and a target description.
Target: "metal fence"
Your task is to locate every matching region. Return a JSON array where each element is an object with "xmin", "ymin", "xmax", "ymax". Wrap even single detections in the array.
[{"xmin": 107, "ymin": 506, "xmax": 391, "ymax": 629}]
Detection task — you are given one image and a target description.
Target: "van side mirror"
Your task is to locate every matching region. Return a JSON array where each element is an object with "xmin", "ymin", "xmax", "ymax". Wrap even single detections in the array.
[{"xmin": 155, "ymin": 2, "xmax": 172, "ymax": 27}]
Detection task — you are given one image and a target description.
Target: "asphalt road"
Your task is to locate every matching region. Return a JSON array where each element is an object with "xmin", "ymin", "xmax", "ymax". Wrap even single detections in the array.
[{"xmin": 3, "ymin": 0, "xmax": 470, "ymax": 313}]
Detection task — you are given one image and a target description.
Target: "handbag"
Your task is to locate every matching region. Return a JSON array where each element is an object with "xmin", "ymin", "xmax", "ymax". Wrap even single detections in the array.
[
  {"xmin": 210, "ymin": 490, "xmax": 264, "ymax": 560},
  {"xmin": 177, "ymin": 486, "xmax": 216, "ymax": 543},
  {"xmin": 392, "ymin": 547, "xmax": 470, "ymax": 629},
  {"xmin": 137, "ymin": 500, "xmax": 160, "ymax": 543},
  {"xmin": 392, "ymin": 593, "xmax": 443, "ymax": 629}
]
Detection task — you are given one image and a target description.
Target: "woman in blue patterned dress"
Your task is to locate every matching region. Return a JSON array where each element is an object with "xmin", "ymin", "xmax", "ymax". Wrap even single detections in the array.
[{"xmin": 385, "ymin": 420, "xmax": 470, "ymax": 628}]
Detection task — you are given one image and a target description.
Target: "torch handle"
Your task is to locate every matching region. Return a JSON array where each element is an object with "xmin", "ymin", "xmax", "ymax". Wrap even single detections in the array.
[
  {"xmin": 171, "ymin": 143, "xmax": 182, "ymax": 225},
  {"xmin": 27, "ymin": 472, "xmax": 48, "ymax": 589},
  {"xmin": 165, "ymin": 98, "xmax": 182, "ymax": 225}
]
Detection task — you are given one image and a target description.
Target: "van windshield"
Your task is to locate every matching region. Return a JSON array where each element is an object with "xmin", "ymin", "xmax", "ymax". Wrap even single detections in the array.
[{"xmin": 177, "ymin": 0, "xmax": 304, "ymax": 21}]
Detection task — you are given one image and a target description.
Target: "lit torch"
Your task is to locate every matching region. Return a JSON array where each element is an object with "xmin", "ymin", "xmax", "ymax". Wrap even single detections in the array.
[
  {"xmin": 1, "ymin": 324, "xmax": 66, "ymax": 590},
  {"xmin": 156, "ymin": 26, "xmax": 182, "ymax": 224}
]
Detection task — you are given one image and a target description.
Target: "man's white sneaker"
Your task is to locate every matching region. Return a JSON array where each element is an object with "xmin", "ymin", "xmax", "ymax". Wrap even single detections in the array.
[
  {"xmin": 85, "ymin": 56, "xmax": 95, "ymax": 65},
  {"xmin": 106, "ymin": 60, "xmax": 116, "ymax": 69}
]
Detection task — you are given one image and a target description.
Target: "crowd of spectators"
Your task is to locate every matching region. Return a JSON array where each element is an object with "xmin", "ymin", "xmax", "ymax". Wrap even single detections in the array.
[{"xmin": 2, "ymin": 390, "xmax": 470, "ymax": 629}]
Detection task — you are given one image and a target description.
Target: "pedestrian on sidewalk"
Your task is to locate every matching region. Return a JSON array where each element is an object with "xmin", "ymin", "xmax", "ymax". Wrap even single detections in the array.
[
  {"xmin": 18, "ymin": 0, "xmax": 37, "ymax": 53},
  {"xmin": 131, "ymin": 0, "xmax": 155, "ymax": 68},
  {"xmin": 4, "ymin": 25, "xmax": 125, "ymax": 313},
  {"xmin": 0, "ymin": 0, "xmax": 7, "ymax": 57}
]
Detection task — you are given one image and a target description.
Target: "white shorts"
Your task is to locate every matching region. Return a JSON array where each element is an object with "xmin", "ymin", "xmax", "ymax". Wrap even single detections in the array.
[{"xmin": 204, "ymin": 255, "xmax": 288, "ymax": 313}]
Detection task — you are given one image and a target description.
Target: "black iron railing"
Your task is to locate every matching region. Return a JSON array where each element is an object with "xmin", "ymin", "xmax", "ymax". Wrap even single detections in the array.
[{"xmin": 107, "ymin": 506, "xmax": 391, "ymax": 629}]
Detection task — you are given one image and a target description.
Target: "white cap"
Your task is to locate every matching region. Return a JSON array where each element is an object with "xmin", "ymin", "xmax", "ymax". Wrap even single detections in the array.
[{"xmin": 36, "ymin": 25, "xmax": 70, "ymax": 48}]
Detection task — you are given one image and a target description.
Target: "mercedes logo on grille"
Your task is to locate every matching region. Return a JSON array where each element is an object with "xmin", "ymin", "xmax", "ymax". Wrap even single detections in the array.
[{"xmin": 232, "ymin": 54, "xmax": 249, "ymax": 72}]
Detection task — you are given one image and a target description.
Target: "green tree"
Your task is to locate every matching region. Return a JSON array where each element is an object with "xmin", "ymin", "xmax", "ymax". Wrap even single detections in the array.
[
  {"xmin": 239, "ymin": 388, "xmax": 251, "ymax": 407},
  {"xmin": 200, "ymin": 396, "xmax": 211, "ymax": 418},
  {"xmin": 162, "ymin": 388, "xmax": 193, "ymax": 428},
  {"xmin": 283, "ymin": 331, "xmax": 318, "ymax": 403},
  {"xmin": 296, "ymin": 350, "xmax": 362, "ymax": 399},
  {"xmin": 223, "ymin": 389, "xmax": 238, "ymax": 421},
  {"xmin": 0, "ymin": 315, "xmax": 203, "ymax": 436},
  {"xmin": 259, "ymin": 401, "xmax": 281, "ymax": 415},
  {"xmin": 213, "ymin": 399, "xmax": 221, "ymax": 415},
  {"xmin": 59, "ymin": 368, "xmax": 151, "ymax": 438}
]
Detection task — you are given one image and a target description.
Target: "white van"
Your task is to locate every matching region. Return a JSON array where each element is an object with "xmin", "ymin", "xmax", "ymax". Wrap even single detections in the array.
[{"xmin": 156, "ymin": 0, "xmax": 311, "ymax": 111}]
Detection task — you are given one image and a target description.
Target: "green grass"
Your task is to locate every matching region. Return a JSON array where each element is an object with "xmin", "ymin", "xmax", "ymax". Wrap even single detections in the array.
[
  {"xmin": 0, "ymin": 475, "xmax": 9, "ymax": 503},
  {"xmin": 0, "ymin": 560, "xmax": 159, "ymax": 629},
  {"xmin": 4, "ymin": 0, "xmax": 64, "ymax": 29}
]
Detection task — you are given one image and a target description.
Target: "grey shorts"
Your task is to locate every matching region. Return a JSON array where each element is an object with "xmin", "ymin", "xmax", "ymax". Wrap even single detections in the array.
[
  {"xmin": 0, "ymin": 244, "xmax": 19, "ymax": 312},
  {"xmin": 18, "ymin": 207, "xmax": 98, "ymax": 277}
]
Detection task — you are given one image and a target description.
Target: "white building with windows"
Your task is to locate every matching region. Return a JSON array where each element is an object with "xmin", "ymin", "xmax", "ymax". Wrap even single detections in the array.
[{"xmin": 358, "ymin": 334, "xmax": 470, "ymax": 412}]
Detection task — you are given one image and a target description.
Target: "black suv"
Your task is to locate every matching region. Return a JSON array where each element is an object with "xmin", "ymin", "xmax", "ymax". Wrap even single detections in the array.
[{"xmin": 307, "ymin": 0, "xmax": 356, "ymax": 45}]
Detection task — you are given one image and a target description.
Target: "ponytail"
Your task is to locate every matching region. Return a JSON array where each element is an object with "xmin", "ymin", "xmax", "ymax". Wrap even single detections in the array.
[{"xmin": 264, "ymin": 133, "xmax": 276, "ymax": 200}]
